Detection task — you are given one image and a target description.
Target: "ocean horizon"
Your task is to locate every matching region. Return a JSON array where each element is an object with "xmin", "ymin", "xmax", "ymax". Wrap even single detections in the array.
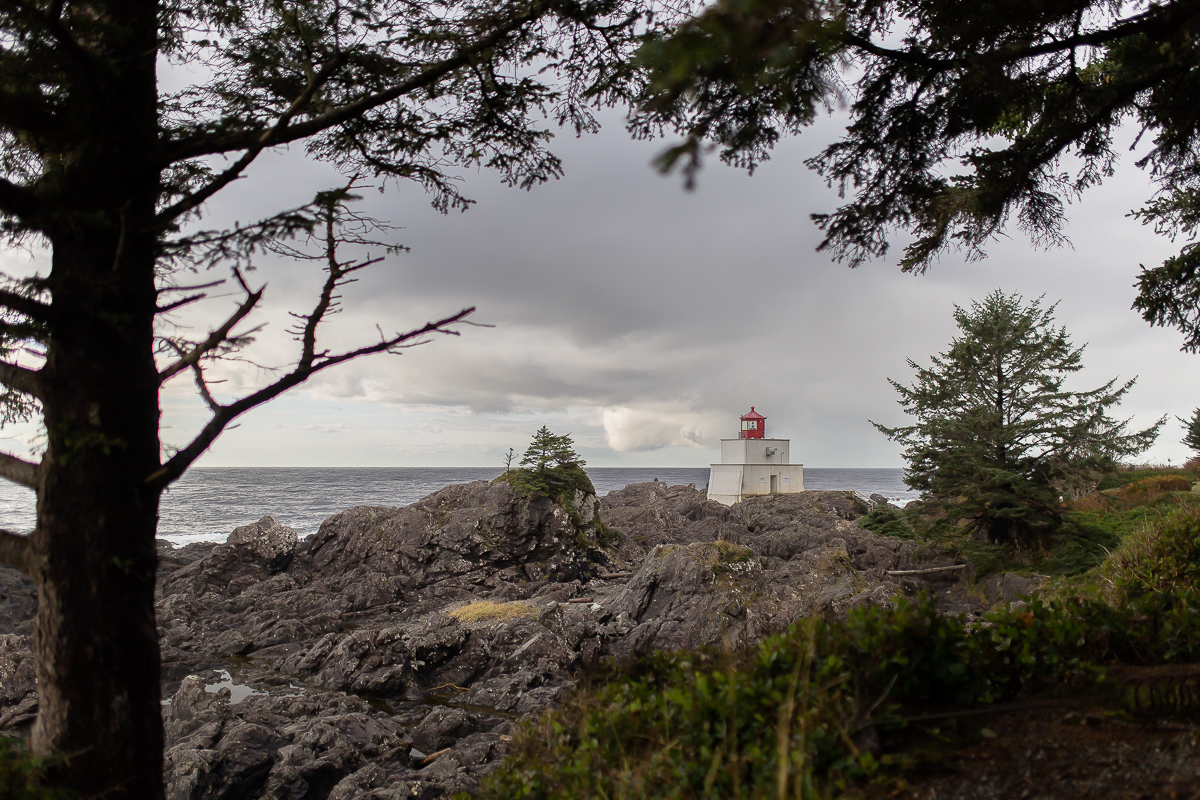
[{"xmin": 0, "ymin": 466, "xmax": 915, "ymax": 545}]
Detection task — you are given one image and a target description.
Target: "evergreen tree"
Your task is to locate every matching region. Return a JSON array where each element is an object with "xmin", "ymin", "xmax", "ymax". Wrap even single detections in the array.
[
  {"xmin": 1181, "ymin": 409, "xmax": 1200, "ymax": 457},
  {"xmin": 0, "ymin": 0, "xmax": 662, "ymax": 795},
  {"xmin": 875, "ymin": 291, "xmax": 1163, "ymax": 549},
  {"xmin": 521, "ymin": 426, "xmax": 585, "ymax": 471},
  {"xmin": 632, "ymin": 0, "xmax": 1200, "ymax": 349}
]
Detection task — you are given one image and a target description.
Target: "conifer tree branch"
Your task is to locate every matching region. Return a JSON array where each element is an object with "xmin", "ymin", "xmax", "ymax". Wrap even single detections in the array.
[
  {"xmin": 0, "ymin": 451, "xmax": 39, "ymax": 490},
  {"xmin": 160, "ymin": 0, "xmax": 550, "ymax": 165},
  {"xmin": 157, "ymin": 272, "xmax": 264, "ymax": 384},
  {"xmin": 0, "ymin": 177, "xmax": 39, "ymax": 220},
  {"xmin": 0, "ymin": 289, "xmax": 51, "ymax": 322},
  {"xmin": 0, "ymin": 360, "xmax": 42, "ymax": 399},
  {"xmin": 0, "ymin": 88, "xmax": 59, "ymax": 138}
]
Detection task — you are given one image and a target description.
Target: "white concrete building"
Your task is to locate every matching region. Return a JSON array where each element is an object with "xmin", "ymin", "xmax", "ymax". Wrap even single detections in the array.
[{"xmin": 707, "ymin": 407, "xmax": 805, "ymax": 506}]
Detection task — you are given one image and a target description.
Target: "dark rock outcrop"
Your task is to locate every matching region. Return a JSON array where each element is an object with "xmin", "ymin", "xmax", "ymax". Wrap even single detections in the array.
[{"xmin": 0, "ymin": 479, "xmax": 994, "ymax": 798}]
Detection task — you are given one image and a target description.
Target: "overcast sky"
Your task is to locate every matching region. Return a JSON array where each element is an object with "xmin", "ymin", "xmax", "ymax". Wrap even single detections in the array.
[{"xmin": 3, "ymin": 112, "xmax": 1197, "ymax": 469}]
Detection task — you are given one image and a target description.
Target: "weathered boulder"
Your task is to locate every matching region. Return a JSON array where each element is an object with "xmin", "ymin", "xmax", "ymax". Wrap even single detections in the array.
[{"xmin": 227, "ymin": 516, "xmax": 299, "ymax": 573}]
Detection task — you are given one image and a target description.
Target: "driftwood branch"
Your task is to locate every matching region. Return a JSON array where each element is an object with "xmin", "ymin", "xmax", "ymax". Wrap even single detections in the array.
[
  {"xmin": 885, "ymin": 564, "xmax": 967, "ymax": 576},
  {"xmin": 0, "ymin": 530, "xmax": 33, "ymax": 574},
  {"xmin": 0, "ymin": 451, "xmax": 39, "ymax": 490},
  {"xmin": 0, "ymin": 360, "xmax": 43, "ymax": 399}
]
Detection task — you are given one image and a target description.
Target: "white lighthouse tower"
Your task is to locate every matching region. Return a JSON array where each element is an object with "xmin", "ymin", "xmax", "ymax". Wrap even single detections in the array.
[{"xmin": 706, "ymin": 407, "xmax": 805, "ymax": 506}]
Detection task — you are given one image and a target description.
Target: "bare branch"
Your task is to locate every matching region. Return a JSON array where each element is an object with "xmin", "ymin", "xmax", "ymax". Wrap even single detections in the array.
[
  {"xmin": 146, "ymin": 306, "xmax": 476, "ymax": 490},
  {"xmin": 190, "ymin": 363, "xmax": 220, "ymax": 413},
  {"xmin": 157, "ymin": 280, "xmax": 225, "ymax": 295},
  {"xmin": 0, "ymin": 529, "xmax": 33, "ymax": 574},
  {"xmin": 156, "ymin": 293, "xmax": 207, "ymax": 314},
  {"xmin": 157, "ymin": 276, "xmax": 264, "ymax": 385},
  {"xmin": 0, "ymin": 451, "xmax": 38, "ymax": 490},
  {"xmin": 0, "ymin": 361, "xmax": 42, "ymax": 399}
]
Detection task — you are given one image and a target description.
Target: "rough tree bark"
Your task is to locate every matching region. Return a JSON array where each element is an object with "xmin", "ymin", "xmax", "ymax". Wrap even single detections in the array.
[{"xmin": 25, "ymin": 1, "xmax": 166, "ymax": 795}]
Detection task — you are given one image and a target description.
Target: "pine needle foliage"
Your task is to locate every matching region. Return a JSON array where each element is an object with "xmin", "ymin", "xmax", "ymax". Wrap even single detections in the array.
[
  {"xmin": 874, "ymin": 291, "xmax": 1163, "ymax": 550},
  {"xmin": 632, "ymin": 0, "xmax": 1200, "ymax": 350},
  {"xmin": 497, "ymin": 426, "xmax": 594, "ymax": 501},
  {"xmin": 1180, "ymin": 408, "xmax": 1200, "ymax": 456}
]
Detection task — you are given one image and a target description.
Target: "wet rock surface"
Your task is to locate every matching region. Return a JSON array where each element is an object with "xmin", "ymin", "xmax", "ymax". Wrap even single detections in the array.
[{"xmin": 0, "ymin": 480, "xmax": 980, "ymax": 797}]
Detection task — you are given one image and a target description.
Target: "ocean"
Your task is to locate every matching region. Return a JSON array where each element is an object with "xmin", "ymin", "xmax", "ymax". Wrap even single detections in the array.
[{"xmin": 0, "ymin": 466, "xmax": 914, "ymax": 546}]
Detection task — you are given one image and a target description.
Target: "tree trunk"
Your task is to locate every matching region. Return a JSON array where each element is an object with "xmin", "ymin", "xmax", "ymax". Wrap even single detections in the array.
[{"xmin": 28, "ymin": 2, "xmax": 166, "ymax": 796}]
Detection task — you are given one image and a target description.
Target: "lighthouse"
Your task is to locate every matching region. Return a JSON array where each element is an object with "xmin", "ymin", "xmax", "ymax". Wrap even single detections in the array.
[{"xmin": 707, "ymin": 407, "xmax": 805, "ymax": 506}]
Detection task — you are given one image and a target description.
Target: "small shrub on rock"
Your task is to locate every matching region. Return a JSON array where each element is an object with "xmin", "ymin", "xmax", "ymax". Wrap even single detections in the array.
[
  {"xmin": 857, "ymin": 506, "xmax": 917, "ymax": 539},
  {"xmin": 495, "ymin": 426, "xmax": 595, "ymax": 504}
]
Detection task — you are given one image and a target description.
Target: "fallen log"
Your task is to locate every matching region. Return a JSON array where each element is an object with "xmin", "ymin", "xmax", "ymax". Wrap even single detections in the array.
[
  {"xmin": 567, "ymin": 597, "xmax": 596, "ymax": 604},
  {"xmin": 885, "ymin": 564, "xmax": 967, "ymax": 576},
  {"xmin": 422, "ymin": 747, "xmax": 452, "ymax": 766}
]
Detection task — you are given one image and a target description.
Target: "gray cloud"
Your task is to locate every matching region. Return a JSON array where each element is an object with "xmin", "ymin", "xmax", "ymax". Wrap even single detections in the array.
[{"xmin": 86, "ymin": 110, "xmax": 1200, "ymax": 467}]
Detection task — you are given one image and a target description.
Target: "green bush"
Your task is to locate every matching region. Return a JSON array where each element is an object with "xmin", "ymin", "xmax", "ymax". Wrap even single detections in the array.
[
  {"xmin": 1097, "ymin": 468, "xmax": 1190, "ymax": 492},
  {"xmin": 0, "ymin": 739, "xmax": 69, "ymax": 799},
  {"xmin": 494, "ymin": 463, "xmax": 595, "ymax": 505},
  {"xmin": 471, "ymin": 590, "xmax": 1200, "ymax": 800},
  {"xmin": 856, "ymin": 507, "xmax": 916, "ymax": 540},
  {"xmin": 1100, "ymin": 506, "xmax": 1200, "ymax": 604}
]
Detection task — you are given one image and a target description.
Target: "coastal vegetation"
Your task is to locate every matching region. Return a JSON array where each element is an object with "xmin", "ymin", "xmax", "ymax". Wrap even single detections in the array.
[
  {"xmin": 495, "ymin": 427, "xmax": 596, "ymax": 503},
  {"xmin": 471, "ymin": 472, "xmax": 1200, "ymax": 798}
]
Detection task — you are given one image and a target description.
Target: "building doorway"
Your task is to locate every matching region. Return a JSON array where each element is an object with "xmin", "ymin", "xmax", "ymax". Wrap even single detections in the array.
[{"xmin": 770, "ymin": 474, "xmax": 778, "ymax": 494}]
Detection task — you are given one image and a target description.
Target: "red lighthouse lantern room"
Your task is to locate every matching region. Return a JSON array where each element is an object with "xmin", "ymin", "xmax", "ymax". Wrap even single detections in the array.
[{"xmin": 739, "ymin": 407, "xmax": 766, "ymax": 439}]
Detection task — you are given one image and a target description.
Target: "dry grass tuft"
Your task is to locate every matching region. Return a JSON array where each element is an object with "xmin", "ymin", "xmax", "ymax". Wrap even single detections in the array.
[{"xmin": 448, "ymin": 600, "xmax": 536, "ymax": 625}]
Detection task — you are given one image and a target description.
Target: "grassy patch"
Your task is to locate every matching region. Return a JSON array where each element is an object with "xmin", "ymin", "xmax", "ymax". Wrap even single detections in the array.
[
  {"xmin": 447, "ymin": 600, "xmax": 536, "ymax": 625},
  {"xmin": 859, "ymin": 484, "xmax": 1200, "ymax": 581}
]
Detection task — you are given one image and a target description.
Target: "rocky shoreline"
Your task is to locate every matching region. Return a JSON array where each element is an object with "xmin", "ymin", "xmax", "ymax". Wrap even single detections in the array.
[{"xmin": 0, "ymin": 481, "xmax": 1027, "ymax": 799}]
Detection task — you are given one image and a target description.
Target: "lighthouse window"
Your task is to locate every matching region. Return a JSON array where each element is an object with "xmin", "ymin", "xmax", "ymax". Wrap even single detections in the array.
[{"xmin": 742, "ymin": 420, "xmax": 757, "ymax": 430}]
